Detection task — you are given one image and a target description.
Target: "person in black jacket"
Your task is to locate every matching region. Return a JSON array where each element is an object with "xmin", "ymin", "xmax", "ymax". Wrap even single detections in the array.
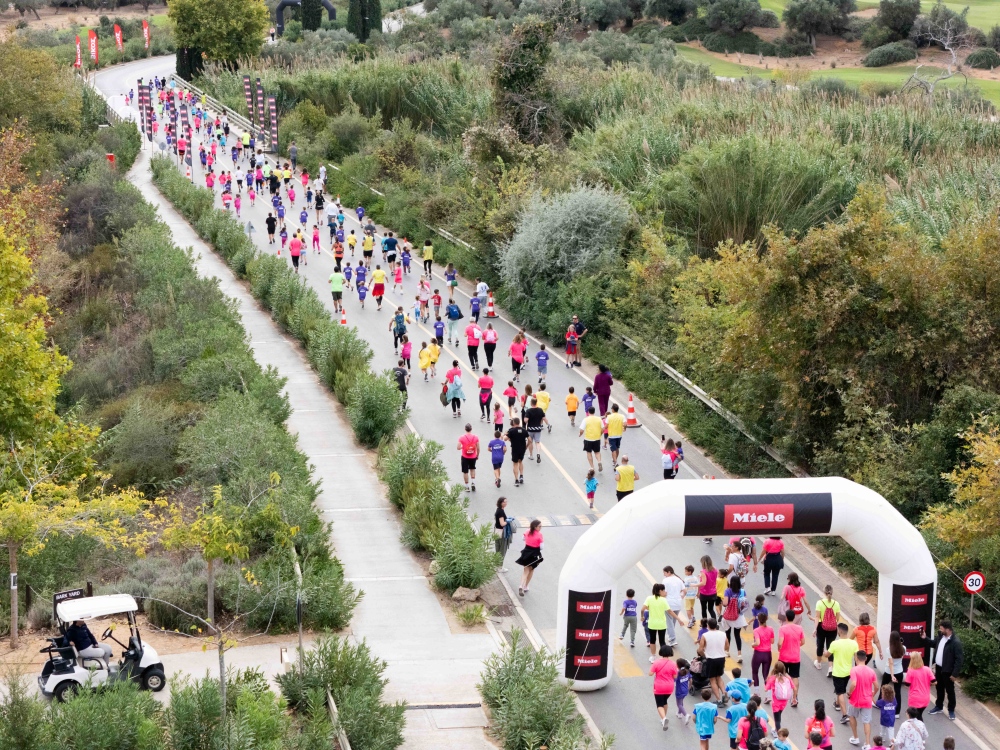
[
  {"xmin": 921, "ymin": 620, "xmax": 963, "ymax": 719},
  {"xmin": 66, "ymin": 620, "xmax": 113, "ymax": 664}
]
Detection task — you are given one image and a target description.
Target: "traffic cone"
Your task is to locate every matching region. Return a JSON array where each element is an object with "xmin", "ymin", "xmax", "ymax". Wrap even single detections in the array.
[
  {"xmin": 625, "ymin": 393, "xmax": 642, "ymax": 428},
  {"xmin": 185, "ymin": 164, "xmax": 191, "ymax": 180},
  {"xmin": 486, "ymin": 291, "xmax": 498, "ymax": 318},
  {"xmin": 340, "ymin": 309, "xmax": 347, "ymax": 326}
]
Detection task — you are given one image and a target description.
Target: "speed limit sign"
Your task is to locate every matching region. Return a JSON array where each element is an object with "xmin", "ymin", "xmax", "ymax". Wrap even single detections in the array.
[{"xmin": 964, "ymin": 571, "xmax": 986, "ymax": 595}]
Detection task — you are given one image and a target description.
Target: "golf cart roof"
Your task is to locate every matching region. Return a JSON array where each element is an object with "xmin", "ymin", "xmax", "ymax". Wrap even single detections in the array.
[{"xmin": 56, "ymin": 594, "xmax": 138, "ymax": 622}]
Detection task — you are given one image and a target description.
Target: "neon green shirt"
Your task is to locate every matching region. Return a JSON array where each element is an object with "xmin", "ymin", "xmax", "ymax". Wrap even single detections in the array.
[
  {"xmin": 829, "ymin": 638, "xmax": 857, "ymax": 678},
  {"xmin": 644, "ymin": 595, "xmax": 670, "ymax": 630}
]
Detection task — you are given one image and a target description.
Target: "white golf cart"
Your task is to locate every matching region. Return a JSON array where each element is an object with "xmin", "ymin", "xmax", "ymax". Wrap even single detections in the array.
[{"xmin": 38, "ymin": 594, "xmax": 166, "ymax": 702}]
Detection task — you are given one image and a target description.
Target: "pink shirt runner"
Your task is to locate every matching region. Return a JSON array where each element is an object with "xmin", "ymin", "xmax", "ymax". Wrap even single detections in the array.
[
  {"xmin": 904, "ymin": 665, "xmax": 935, "ymax": 708},
  {"xmin": 778, "ymin": 623, "xmax": 804, "ymax": 663}
]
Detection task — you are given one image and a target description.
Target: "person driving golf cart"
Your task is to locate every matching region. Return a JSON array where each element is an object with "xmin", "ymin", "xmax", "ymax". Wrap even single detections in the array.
[{"xmin": 66, "ymin": 619, "xmax": 113, "ymax": 664}]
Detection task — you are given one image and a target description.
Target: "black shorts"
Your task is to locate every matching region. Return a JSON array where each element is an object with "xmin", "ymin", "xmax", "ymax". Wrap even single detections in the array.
[
  {"xmin": 461, "ymin": 457, "xmax": 477, "ymax": 473},
  {"xmin": 511, "ymin": 448, "xmax": 526, "ymax": 463},
  {"xmin": 568, "ymin": 411, "xmax": 577, "ymax": 418},
  {"xmin": 508, "ymin": 397, "xmax": 516, "ymax": 407},
  {"xmin": 706, "ymin": 656, "xmax": 727, "ymax": 678},
  {"xmin": 786, "ymin": 661, "xmax": 801, "ymax": 679},
  {"xmin": 363, "ymin": 250, "xmax": 373, "ymax": 258},
  {"xmin": 654, "ymin": 693, "xmax": 672, "ymax": 708},
  {"xmin": 583, "ymin": 439, "xmax": 601, "ymax": 453},
  {"xmin": 616, "ymin": 490, "xmax": 633, "ymax": 501},
  {"xmin": 331, "ymin": 291, "xmax": 342, "ymax": 301},
  {"xmin": 833, "ymin": 675, "xmax": 849, "ymax": 695}
]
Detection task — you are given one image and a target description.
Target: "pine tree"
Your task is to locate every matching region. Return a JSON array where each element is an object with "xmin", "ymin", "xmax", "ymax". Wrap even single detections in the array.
[
  {"xmin": 302, "ymin": 0, "xmax": 322, "ymax": 31},
  {"xmin": 347, "ymin": 0, "xmax": 381, "ymax": 41}
]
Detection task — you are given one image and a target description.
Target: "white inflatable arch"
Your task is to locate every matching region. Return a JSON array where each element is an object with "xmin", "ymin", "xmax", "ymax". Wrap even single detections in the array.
[{"xmin": 557, "ymin": 477, "xmax": 937, "ymax": 690}]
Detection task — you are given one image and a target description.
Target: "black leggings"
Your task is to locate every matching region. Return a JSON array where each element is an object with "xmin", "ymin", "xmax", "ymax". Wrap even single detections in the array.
[
  {"xmin": 725, "ymin": 624, "xmax": 742, "ymax": 652},
  {"xmin": 468, "ymin": 345, "xmax": 479, "ymax": 369},
  {"xmin": 423, "ymin": 259, "xmax": 432, "ymax": 275},
  {"xmin": 484, "ymin": 343, "xmax": 496, "ymax": 368},
  {"xmin": 763, "ymin": 557, "xmax": 783, "ymax": 592},
  {"xmin": 699, "ymin": 593, "xmax": 718, "ymax": 620},
  {"xmin": 451, "ymin": 397, "xmax": 462, "ymax": 414},
  {"xmin": 816, "ymin": 626, "xmax": 837, "ymax": 658},
  {"xmin": 480, "ymin": 392, "xmax": 492, "ymax": 418},
  {"xmin": 881, "ymin": 671, "xmax": 904, "ymax": 715},
  {"xmin": 393, "ymin": 332, "xmax": 406, "ymax": 350},
  {"xmin": 773, "ymin": 708, "xmax": 783, "ymax": 731},
  {"xmin": 649, "ymin": 628, "xmax": 666, "ymax": 648}
]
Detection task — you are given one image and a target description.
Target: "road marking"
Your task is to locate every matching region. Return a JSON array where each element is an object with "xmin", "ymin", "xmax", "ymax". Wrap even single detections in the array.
[{"xmin": 613, "ymin": 639, "xmax": 645, "ymax": 678}]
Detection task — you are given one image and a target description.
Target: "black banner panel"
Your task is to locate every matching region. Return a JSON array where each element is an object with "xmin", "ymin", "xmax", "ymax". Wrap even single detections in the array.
[
  {"xmin": 683, "ymin": 493, "xmax": 833, "ymax": 537},
  {"xmin": 892, "ymin": 582, "xmax": 936, "ymax": 661},
  {"xmin": 564, "ymin": 589, "xmax": 612, "ymax": 682}
]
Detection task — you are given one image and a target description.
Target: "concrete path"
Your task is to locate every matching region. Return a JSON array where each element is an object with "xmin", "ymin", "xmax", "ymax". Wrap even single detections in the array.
[
  {"xmin": 95, "ymin": 59, "xmax": 497, "ymax": 750},
  {"xmin": 94, "ymin": 57, "xmax": 1000, "ymax": 750}
]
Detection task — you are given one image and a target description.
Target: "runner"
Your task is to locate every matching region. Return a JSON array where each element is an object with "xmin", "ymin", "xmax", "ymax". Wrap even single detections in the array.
[
  {"xmin": 478, "ymin": 368, "xmax": 494, "ymax": 420},
  {"xmin": 370, "ymin": 265, "xmax": 387, "ymax": 310},
  {"xmin": 781, "ymin": 572, "xmax": 811, "ymax": 624},
  {"xmin": 594, "ymin": 364, "xmax": 614, "ymax": 416},
  {"xmin": 505, "ymin": 417, "xmax": 528, "ymax": 485},
  {"xmin": 266, "ymin": 212, "xmax": 277, "ymax": 245},
  {"xmin": 569, "ymin": 315, "xmax": 587, "ymax": 367},
  {"xmin": 823, "ymin": 623, "xmax": 858, "ymax": 720},
  {"xmin": 494, "ymin": 497, "xmax": 511, "ymax": 571},
  {"xmin": 846, "ymin": 649, "xmax": 879, "ymax": 748},
  {"xmin": 699, "ymin": 618, "xmax": 729, "ymax": 703},
  {"xmin": 445, "ymin": 263, "xmax": 458, "ymax": 301},
  {"xmin": 483, "ymin": 324, "xmax": 499, "ymax": 369},
  {"xmin": 288, "ymin": 232, "xmax": 302, "ymax": 274},
  {"xmin": 488, "ymin": 430, "xmax": 506, "ymax": 488},
  {"xmin": 389, "ymin": 306, "xmax": 408, "ymax": 354},
  {"xmin": 524, "ymin": 397, "xmax": 548, "ymax": 464},
  {"xmin": 614, "ymin": 456, "xmax": 638, "ymax": 502},
  {"xmin": 457, "ymin": 423, "xmax": 479, "ymax": 493},
  {"xmin": 509, "ymin": 334, "xmax": 527, "ymax": 382},
  {"xmin": 580, "ymin": 407, "xmax": 604, "ymax": 473},
  {"xmin": 813, "ymin": 586, "xmax": 842, "ymax": 675},
  {"xmin": 392, "ymin": 359, "xmax": 409, "ymax": 408},
  {"xmin": 777, "ymin": 608, "xmax": 806, "ymax": 707},
  {"xmin": 329, "ymin": 267, "xmax": 346, "ymax": 313},
  {"xmin": 422, "ymin": 238, "xmax": 434, "ymax": 277},
  {"xmin": 445, "ymin": 298, "xmax": 463, "ymax": 344},
  {"xmin": 515, "ymin": 519, "xmax": 543, "ymax": 597},
  {"xmin": 649, "ymin": 645, "xmax": 678, "ymax": 732},
  {"xmin": 605, "ymin": 403, "xmax": 626, "ymax": 467},
  {"xmin": 762, "ymin": 536, "xmax": 785, "ymax": 596},
  {"xmin": 444, "ymin": 360, "xmax": 465, "ymax": 417},
  {"xmin": 465, "ymin": 319, "xmax": 483, "ymax": 371}
]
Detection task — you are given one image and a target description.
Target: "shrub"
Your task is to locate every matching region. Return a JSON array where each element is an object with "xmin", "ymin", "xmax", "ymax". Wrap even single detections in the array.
[
  {"xmin": 863, "ymin": 40, "xmax": 917, "ymax": 66},
  {"xmin": 988, "ymin": 24, "xmax": 1000, "ymax": 53},
  {"xmin": 401, "ymin": 480, "xmax": 462, "ymax": 550},
  {"xmin": 48, "ymin": 681, "xmax": 165, "ymax": 749},
  {"xmin": 434, "ymin": 507, "xmax": 501, "ymax": 591},
  {"xmin": 701, "ymin": 30, "xmax": 772, "ymax": 55},
  {"xmin": 802, "ymin": 77, "xmax": 859, "ymax": 99},
  {"xmin": 967, "ymin": 47, "xmax": 1000, "ymax": 69},
  {"xmin": 378, "ymin": 433, "xmax": 448, "ymax": 508},
  {"xmin": 861, "ymin": 21, "xmax": 898, "ymax": 49},
  {"xmin": 479, "ymin": 629, "xmax": 586, "ymax": 750},
  {"xmin": 276, "ymin": 637, "xmax": 406, "ymax": 750},
  {"xmin": 758, "ymin": 9, "xmax": 780, "ymax": 28},
  {"xmin": 346, "ymin": 370, "xmax": 407, "ymax": 447},
  {"xmin": 457, "ymin": 603, "xmax": 487, "ymax": 626},
  {"xmin": 102, "ymin": 396, "xmax": 182, "ymax": 491}
]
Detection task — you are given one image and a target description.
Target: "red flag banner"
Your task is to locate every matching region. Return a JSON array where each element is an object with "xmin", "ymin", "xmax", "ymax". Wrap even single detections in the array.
[
  {"xmin": 74, "ymin": 35, "xmax": 82, "ymax": 68},
  {"xmin": 242, "ymin": 75, "xmax": 254, "ymax": 122},
  {"xmin": 255, "ymin": 78, "xmax": 265, "ymax": 131},
  {"xmin": 88, "ymin": 29, "xmax": 98, "ymax": 65},
  {"xmin": 268, "ymin": 95, "xmax": 278, "ymax": 153},
  {"xmin": 142, "ymin": 20, "xmax": 150, "ymax": 50},
  {"xmin": 113, "ymin": 24, "xmax": 124, "ymax": 53}
]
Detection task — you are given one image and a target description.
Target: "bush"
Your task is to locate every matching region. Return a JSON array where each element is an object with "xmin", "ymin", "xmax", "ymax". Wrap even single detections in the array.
[
  {"xmin": 861, "ymin": 21, "xmax": 898, "ymax": 49},
  {"xmin": 378, "ymin": 433, "xmax": 448, "ymax": 508},
  {"xmin": 401, "ymin": 480, "xmax": 462, "ymax": 550},
  {"xmin": 102, "ymin": 395, "xmax": 182, "ymax": 491},
  {"xmin": 701, "ymin": 30, "xmax": 768, "ymax": 55},
  {"xmin": 802, "ymin": 77, "xmax": 859, "ymax": 99},
  {"xmin": 863, "ymin": 40, "xmax": 917, "ymax": 67},
  {"xmin": 479, "ymin": 629, "xmax": 587, "ymax": 750},
  {"xmin": 433, "ymin": 506, "xmax": 501, "ymax": 590},
  {"xmin": 276, "ymin": 637, "xmax": 406, "ymax": 750},
  {"xmin": 758, "ymin": 9, "xmax": 780, "ymax": 28},
  {"xmin": 967, "ymin": 47, "xmax": 1000, "ymax": 69},
  {"xmin": 346, "ymin": 370, "xmax": 407, "ymax": 447}
]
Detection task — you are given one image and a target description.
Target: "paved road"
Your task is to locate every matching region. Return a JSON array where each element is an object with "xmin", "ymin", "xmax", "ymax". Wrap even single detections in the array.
[{"xmin": 94, "ymin": 57, "xmax": 993, "ymax": 750}]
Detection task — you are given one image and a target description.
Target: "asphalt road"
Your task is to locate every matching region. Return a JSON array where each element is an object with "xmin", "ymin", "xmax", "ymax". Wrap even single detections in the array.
[{"xmin": 94, "ymin": 57, "xmax": 990, "ymax": 750}]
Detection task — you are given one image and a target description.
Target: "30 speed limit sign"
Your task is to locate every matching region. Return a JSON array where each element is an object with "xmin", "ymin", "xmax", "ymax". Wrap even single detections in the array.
[{"xmin": 964, "ymin": 571, "xmax": 986, "ymax": 595}]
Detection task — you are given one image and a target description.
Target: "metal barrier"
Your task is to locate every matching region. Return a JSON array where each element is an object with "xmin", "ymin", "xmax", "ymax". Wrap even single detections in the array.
[
  {"xmin": 326, "ymin": 689, "xmax": 353, "ymax": 750},
  {"xmin": 168, "ymin": 74, "xmax": 273, "ymax": 152}
]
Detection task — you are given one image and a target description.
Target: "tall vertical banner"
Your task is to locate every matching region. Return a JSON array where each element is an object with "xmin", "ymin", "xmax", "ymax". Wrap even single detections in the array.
[
  {"xmin": 74, "ymin": 35, "xmax": 82, "ymax": 68},
  {"xmin": 242, "ymin": 75, "xmax": 254, "ymax": 122},
  {"xmin": 140, "ymin": 84, "xmax": 153, "ymax": 142},
  {"xmin": 255, "ymin": 79, "xmax": 265, "ymax": 132},
  {"xmin": 137, "ymin": 80, "xmax": 147, "ymax": 138},
  {"xmin": 180, "ymin": 102, "xmax": 191, "ymax": 138},
  {"xmin": 268, "ymin": 96, "xmax": 278, "ymax": 153},
  {"xmin": 142, "ymin": 20, "xmax": 150, "ymax": 50},
  {"xmin": 113, "ymin": 24, "xmax": 124, "ymax": 53},
  {"xmin": 88, "ymin": 29, "xmax": 98, "ymax": 66}
]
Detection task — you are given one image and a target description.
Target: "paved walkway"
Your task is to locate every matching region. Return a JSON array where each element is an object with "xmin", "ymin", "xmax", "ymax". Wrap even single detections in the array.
[{"xmin": 96, "ymin": 60, "xmax": 496, "ymax": 750}]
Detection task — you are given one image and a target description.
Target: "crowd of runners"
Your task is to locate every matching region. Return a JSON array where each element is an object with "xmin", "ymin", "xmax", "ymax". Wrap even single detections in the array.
[{"xmin": 141, "ymin": 88, "xmax": 963, "ymax": 750}]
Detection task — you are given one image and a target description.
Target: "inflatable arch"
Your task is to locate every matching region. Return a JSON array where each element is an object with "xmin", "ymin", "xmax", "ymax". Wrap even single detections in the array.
[
  {"xmin": 275, "ymin": 0, "xmax": 337, "ymax": 37},
  {"xmin": 557, "ymin": 477, "xmax": 937, "ymax": 691}
]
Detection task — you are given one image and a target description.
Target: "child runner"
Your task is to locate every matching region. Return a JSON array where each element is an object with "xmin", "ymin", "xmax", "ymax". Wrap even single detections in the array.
[
  {"xmin": 535, "ymin": 344, "xmax": 549, "ymax": 384},
  {"xmin": 400, "ymin": 336, "xmax": 412, "ymax": 369},
  {"xmin": 401, "ymin": 246, "xmax": 411, "ymax": 274},
  {"xmin": 676, "ymin": 658, "xmax": 692, "ymax": 724},
  {"xmin": 299, "ymin": 207, "xmax": 308, "ymax": 231},
  {"xmin": 344, "ymin": 262, "xmax": 353, "ymax": 290},
  {"xmin": 233, "ymin": 194, "xmax": 241, "ymax": 218},
  {"xmin": 582, "ymin": 386, "xmax": 597, "ymax": 416},
  {"xmin": 650, "ymin": 645, "xmax": 678, "ymax": 732},
  {"xmin": 492, "ymin": 401, "xmax": 505, "ymax": 433},
  {"xmin": 875, "ymin": 684, "xmax": 897, "ymax": 741},
  {"xmin": 248, "ymin": 185, "xmax": 256, "ymax": 206},
  {"xmin": 393, "ymin": 264, "xmax": 404, "ymax": 295},
  {"xmin": 432, "ymin": 288, "xmax": 442, "ymax": 320},
  {"xmin": 766, "ymin": 661, "xmax": 794, "ymax": 731},
  {"xmin": 279, "ymin": 226, "xmax": 288, "ymax": 251},
  {"xmin": 693, "ymin": 688, "xmax": 719, "ymax": 750},
  {"xmin": 445, "ymin": 263, "xmax": 458, "ymax": 301},
  {"xmin": 357, "ymin": 279, "xmax": 368, "ymax": 309},
  {"xmin": 288, "ymin": 185, "xmax": 296, "ymax": 205},
  {"xmin": 489, "ymin": 430, "xmax": 506, "ymax": 488},
  {"xmin": 805, "ymin": 699, "xmax": 835, "ymax": 750},
  {"xmin": 433, "ymin": 316, "xmax": 445, "ymax": 346},
  {"xmin": 566, "ymin": 386, "xmax": 579, "ymax": 427},
  {"xmin": 428, "ymin": 339, "xmax": 440, "ymax": 377},
  {"xmin": 312, "ymin": 224, "xmax": 321, "ymax": 251},
  {"xmin": 684, "ymin": 565, "xmax": 700, "ymax": 629},
  {"xmin": 722, "ymin": 692, "xmax": 748, "ymax": 748},
  {"xmin": 503, "ymin": 381, "xmax": 518, "ymax": 418},
  {"xmin": 774, "ymin": 727, "xmax": 792, "ymax": 750},
  {"xmin": 585, "ymin": 468, "xmax": 598, "ymax": 509},
  {"xmin": 619, "ymin": 588, "xmax": 638, "ymax": 647}
]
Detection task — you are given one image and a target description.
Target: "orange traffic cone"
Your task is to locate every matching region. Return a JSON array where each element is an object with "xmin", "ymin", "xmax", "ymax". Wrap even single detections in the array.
[
  {"xmin": 486, "ymin": 291, "xmax": 498, "ymax": 318},
  {"xmin": 340, "ymin": 309, "xmax": 347, "ymax": 326},
  {"xmin": 625, "ymin": 393, "xmax": 641, "ymax": 428},
  {"xmin": 185, "ymin": 164, "xmax": 191, "ymax": 180}
]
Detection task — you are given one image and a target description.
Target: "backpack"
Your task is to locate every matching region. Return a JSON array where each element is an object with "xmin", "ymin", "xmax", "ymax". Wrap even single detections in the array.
[
  {"xmin": 394, "ymin": 314, "xmax": 406, "ymax": 334},
  {"xmin": 734, "ymin": 553, "xmax": 750, "ymax": 580},
  {"xmin": 806, "ymin": 717, "xmax": 829, "ymax": 741},
  {"xmin": 739, "ymin": 536, "xmax": 754, "ymax": 559},
  {"xmin": 774, "ymin": 676, "xmax": 793, "ymax": 701},
  {"xmin": 723, "ymin": 591, "xmax": 743, "ymax": 622},
  {"xmin": 688, "ymin": 656, "xmax": 704, "ymax": 674},
  {"xmin": 788, "ymin": 588, "xmax": 805, "ymax": 615},
  {"xmin": 821, "ymin": 601, "xmax": 838, "ymax": 630},
  {"xmin": 447, "ymin": 305, "xmax": 461, "ymax": 320},
  {"xmin": 746, "ymin": 716, "xmax": 767, "ymax": 750}
]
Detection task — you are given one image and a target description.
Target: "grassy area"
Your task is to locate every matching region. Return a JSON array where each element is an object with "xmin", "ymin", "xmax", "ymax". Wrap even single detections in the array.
[
  {"xmin": 676, "ymin": 45, "xmax": 1000, "ymax": 105},
  {"xmin": 757, "ymin": 0, "xmax": 999, "ymax": 29}
]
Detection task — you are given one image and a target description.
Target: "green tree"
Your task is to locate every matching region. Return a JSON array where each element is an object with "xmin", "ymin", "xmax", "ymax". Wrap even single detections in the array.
[
  {"xmin": 783, "ymin": 0, "xmax": 856, "ymax": 47},
  {"xmin": 490, "ymin": 19, "xmax": 555, "ymax": 144},
  {"xmin": 169, "ymin": 0, "xmax": 269, "ymax": 65},
  {"xmin": 162, "ymin": 486, "xmax": 249, "ymax": 625},
  {"xmin": 0, "ymin": 39, "xmax": 81, "ymax": 133},
  {"xmin": 645, "ymin": 0, "xmax": 696, "ymax": 24},
  {"xmin": 580, "ymin": 0, "xmax": 629, "ymax": 30},
  {"xmin": 876, "ymin": 0, "xmax": 921, "ymax": 37},
  {"xmin": 347, "ymin": 0, "xmax": 383, "ymax": 42},
  {"xmin": 702, "ymin": 0, "xmax": 765, "ymax": 33},
  {"xmin": 302, "ymin": 0, "xmax": 323, "ymax": 31}
]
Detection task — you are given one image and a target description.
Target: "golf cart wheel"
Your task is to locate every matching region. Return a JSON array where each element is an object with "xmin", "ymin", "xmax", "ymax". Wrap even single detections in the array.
[
  {"xmin": 142, "ymin": 668, "xmax": 166, "ymax": 692},
  {"xmin": 53, "ymin": 681, "xmax": 80, "ymax": 703}
]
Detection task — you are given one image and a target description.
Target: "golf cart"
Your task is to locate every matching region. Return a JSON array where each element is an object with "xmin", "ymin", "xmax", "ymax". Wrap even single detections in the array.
[{"xmin": 38, "ymin": 594, "xmax": 166, "ymax": 702}]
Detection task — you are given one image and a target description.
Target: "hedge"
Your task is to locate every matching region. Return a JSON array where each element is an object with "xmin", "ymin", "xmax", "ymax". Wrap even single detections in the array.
[
  {"xmin": 863, "ymin": 41, "xmax": 917, "ymax": 67},
  {"xmin": 966, "ymin": 47, "xmax": 1000, "ymax": 70}
]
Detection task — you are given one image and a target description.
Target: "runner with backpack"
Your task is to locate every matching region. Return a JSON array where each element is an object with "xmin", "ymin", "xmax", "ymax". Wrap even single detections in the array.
[
  {"xmin": 721, "ymin": 575, "xmax": 751, "ymax": 663},
  {"xmin": 813, "ymin": 585, "xmax": 842, "ymax": 676},
  {"xmin": 736, "ymin": 700, "xmax": 770, "ymax": 750},
  {"xmin": 781, "ymin": 572, "xmax": 811, "ymax": 624},
  {"xmin": 765, "ymin": 661, "xmax": 794, "ymax": 730}
]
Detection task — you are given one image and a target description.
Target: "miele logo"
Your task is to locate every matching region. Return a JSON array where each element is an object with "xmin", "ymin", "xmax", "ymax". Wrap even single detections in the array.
[
  {"xmin": 576, "ymin": 601, "xmax": 604, "ymax": 613},
  {"xmin": 576, "ymin": 629, "xmax": 603, "ymax": 640},
  {"xmin": 901, "ymin": 594, "xmax": 928, "ymax": 606},
  {"xmin": 905, "ymin": 648, "xmax": 926, "ymax": 658},
  {"xmin": 574, "ymin": 655, "xmax": 602, "ymax": 667},
  {"xmin": 723, "ymin": 504, "xmax": 795, "ymax": 531},
  {"xmin": 899, "ymin": 622, "xmax": 924, "ymax": 634}
]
